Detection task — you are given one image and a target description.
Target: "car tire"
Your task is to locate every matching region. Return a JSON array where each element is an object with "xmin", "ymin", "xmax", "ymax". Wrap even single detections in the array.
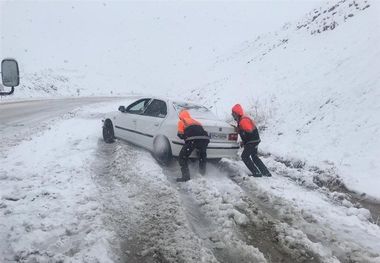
[
  {"xmin": 153, "ymin": 135, "xmax": 172, "ymax": 165},
  {"xmin": 103, "ymin": 119, "xmax": 115, "ymax": 143}
]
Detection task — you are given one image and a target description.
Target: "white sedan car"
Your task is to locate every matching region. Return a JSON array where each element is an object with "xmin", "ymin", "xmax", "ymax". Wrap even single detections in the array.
[{"xmin": 102, "ymin": 97, "xmax": 239, "ymax": 163}]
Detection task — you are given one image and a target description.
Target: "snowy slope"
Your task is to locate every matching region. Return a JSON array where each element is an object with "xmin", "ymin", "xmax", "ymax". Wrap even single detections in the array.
[
  {"xmin": 0, "ymin": 68, "xmax": 128, "ymax": 101},
  {"xmin": 5, "ymin": 69, "xmax": 83, "ymax": 99},
  {"xmin": 1, "ymin": 1, "xmax": 322, "ymax": 99},
  {"xmin": 184, "ymin": 0, "xmax": 380, "ymax": 199}
]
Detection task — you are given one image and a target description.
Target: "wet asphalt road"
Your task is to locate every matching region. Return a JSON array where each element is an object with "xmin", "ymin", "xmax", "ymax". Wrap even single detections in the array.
[{"xmin": 0, "ymin": 97, "xmax": 120, "ymax": 134}]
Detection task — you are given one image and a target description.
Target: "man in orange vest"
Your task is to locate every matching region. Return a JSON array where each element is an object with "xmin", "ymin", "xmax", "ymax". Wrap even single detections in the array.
[
  {"xmin": 232, "ymin": 104, "xmax": 271, "ymax": 177},
  {"xmin": 177, "ymin": 110, "xmax": 210, "ymax": 182}
]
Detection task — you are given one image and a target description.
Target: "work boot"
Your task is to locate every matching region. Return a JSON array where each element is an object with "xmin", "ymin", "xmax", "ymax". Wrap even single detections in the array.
[
  {"xmin": 262, "ymin": 172, "xmax": 272, "ymax": 177},
  {"xmin": 176, "ymin": 176, "xmax": 190, "ymax": 182},
  {"xmin": 199, "ymin": 163, "xmax": 206, "ymax": 175},
  {"xmin": 177, "ymin": 168, "xmax": 190, "ymax": 182},
  {"xmin": 248, "ymin": 172, "xmax": 262, "ymax": 177}
]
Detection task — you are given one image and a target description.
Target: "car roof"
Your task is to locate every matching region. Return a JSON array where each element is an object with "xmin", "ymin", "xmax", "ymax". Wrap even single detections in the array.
[
  {"xmin": 136, "ymin": 95, "xmax": 202, "ymax": 107},
  {"xmin": 132, "ymin": 95, "xmax": 220, "ymax": 120}
]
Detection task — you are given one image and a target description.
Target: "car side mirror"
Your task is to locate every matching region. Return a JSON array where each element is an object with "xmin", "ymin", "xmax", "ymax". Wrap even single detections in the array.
[
  {"xmin": 1, "ymin": 58, "xmax": 19, "ymax": 96},
  {"xmin": 118, "ymin": 106, "xmax": 126, "ymax": 112}
]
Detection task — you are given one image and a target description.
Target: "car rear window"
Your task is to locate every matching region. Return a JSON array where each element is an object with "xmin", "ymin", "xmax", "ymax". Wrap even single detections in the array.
[{"xmin": 172, "ymin": 102, "xmax": 218, "ymax": 120}]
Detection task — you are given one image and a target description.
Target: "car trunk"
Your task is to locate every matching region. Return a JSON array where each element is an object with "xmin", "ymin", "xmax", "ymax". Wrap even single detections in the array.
[
  {"xmin": 199, "ymin": 119, "xmax": 237, "ymax": 143},
  {"xmin": 172, "ymin": 101, "xmax": 238, "ymax": 143}
]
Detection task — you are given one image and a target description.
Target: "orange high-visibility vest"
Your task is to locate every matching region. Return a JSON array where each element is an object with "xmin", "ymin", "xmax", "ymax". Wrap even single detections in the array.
[
  {"xmin": 177, "ymin": 110, "xmax": 202, "ymax": 135},
  {"xmin": 239, "ymin": 115, "xmax": 256, "ymax": 133}
]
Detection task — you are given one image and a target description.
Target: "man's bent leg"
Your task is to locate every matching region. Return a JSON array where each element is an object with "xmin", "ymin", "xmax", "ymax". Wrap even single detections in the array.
[
  {"xmin": 177, "ymin": 141, "xmax": 195, "ymax": 182},
  {"xmin": 252, "ymin": 155, "xmax": 271, "ymax": 177},
  {"xmin": 241, "ymin": 145, "xmax": 261, "ymax": 177}
]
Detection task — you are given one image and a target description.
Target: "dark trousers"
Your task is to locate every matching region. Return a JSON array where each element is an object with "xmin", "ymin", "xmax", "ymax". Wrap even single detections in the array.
[
  {"xmin": 178, "ymin": 139, "xmax": 209, "ymax": 179},
  {"xmin": 241, "ymin": 143, "xmax": 270, "ymax": 176}
]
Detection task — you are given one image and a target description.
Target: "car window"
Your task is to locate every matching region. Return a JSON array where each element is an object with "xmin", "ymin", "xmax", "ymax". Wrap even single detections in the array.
[
  {"xmin": 126, "ymin": 98, "xmax": 151, "ymax": 114},
  {"xmin": 143, "ymin": 99, "xmax": 167, "ymax": 118},
  {"xmin": 172, "ymin": 101, "xmax": 217, "ymax": 120}
]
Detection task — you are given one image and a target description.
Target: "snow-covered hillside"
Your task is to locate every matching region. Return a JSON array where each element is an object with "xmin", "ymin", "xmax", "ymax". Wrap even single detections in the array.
[
  {"xmin": 184, "ymin": 0, "xmax": 380, "ymax": 199},
  {"xmin": 7, "ymin": 69, "xmax": 82, "ymax": 99},
  {"xmin": 0, "ymin": 68, "xmax": 126, "ymax": 101}
]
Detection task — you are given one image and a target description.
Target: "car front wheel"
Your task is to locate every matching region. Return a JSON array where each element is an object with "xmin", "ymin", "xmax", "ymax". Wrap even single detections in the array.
[
  {"xmin": 153, "ymin": 135, "xmax": 172, "ymax": 165},
  {"xmin": 103, "ymin": 119, "xmax": 115, "ymax": 143}
]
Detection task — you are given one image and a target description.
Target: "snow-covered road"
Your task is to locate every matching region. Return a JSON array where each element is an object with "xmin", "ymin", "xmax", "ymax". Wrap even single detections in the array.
[
  {"xmin": 0, "ymin": 98, "xmax": 119, "ymax": 154},
  {"xmin": 0, "ymin": 98, "xmax": 118, "ymax": 129},
  {"xmin": 1, "ymin": 99, "xmax": 380, "ymax": 262}
]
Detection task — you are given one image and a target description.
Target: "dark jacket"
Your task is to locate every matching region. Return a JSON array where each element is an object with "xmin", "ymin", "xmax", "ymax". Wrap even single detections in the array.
[
  {"xmin": 238, "ymin": 120, "xmax": 260, "ymax": 145},
  {"xmin": 177, "ymin": 110, "xmax": 210, "ymax": 141},
  {"xmin": 180, "ymin": 125, "xmax": 209, "ymax": 141}
]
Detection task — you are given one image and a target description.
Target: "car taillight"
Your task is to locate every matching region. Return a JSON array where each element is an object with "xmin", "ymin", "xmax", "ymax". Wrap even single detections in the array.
[{"xmin": 228, "ymin": 133, "xmax": 238, "ymax": 141}]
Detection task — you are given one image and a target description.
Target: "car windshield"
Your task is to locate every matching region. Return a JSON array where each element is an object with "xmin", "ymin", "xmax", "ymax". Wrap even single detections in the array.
[{"xmin": 172, "ymin": 101, "xmax": 218, "ymax": 120}]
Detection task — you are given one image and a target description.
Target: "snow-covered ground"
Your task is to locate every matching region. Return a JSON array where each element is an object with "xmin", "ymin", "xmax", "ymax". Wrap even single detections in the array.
[
  {"xmin": 1, "ymin": 99, "xmax": 380, "ymax": 262},
  {"xmin": 1, "ymin": 0, "xmax": 380, "ymax": 261},
  {"xmin": 183, "ymin": 0, "xmax": 380, "ymax": 200},
  {"xmin": 0, "ymin": 101, "xmax": 129, "ymax": 262}
]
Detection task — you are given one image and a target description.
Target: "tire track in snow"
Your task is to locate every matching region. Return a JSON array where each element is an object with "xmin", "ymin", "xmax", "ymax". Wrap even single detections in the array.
[
  {"xmin": 92, "ymin": 137, "xmax": 380, "ymax": 262},
  {"xmin": 93, "ymin": 140, "xmax": 218, "ymax": 263},
  {"xmin": 163, "ymin": 164, "xmax": 267, "ymax": 263},
  {"xmin": 163, "ymin": 162, "xmax": 322, "ymax": 263},
  {"xmin": 97, "ymin": 141, "xmax": 325, "ymax": 262},
  {"xmin": 192, "ymin": 163, "xmax": 322, "ymax": 263},
  {"xmin": 219, "ymin": 159, "xmax": 380, "ymax": 262}
]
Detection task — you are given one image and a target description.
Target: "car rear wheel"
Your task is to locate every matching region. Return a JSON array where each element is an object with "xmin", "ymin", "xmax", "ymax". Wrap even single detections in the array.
[
  {"xmin": 153, "ymin": 135, "xmax": 172, "ymax": 165},
  {"xmin": 103, "ymin": 119, "xmax": 115, "ymax": 143}
]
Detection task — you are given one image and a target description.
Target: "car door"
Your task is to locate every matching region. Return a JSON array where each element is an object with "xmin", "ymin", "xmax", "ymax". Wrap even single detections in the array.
[
  {"xmin": 114, "ymin": 98, "xmax": 151, "ymax": 143},
  {"xmin": 135, "ymin": 99, "xmax": 168, "ymax": 150}
]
